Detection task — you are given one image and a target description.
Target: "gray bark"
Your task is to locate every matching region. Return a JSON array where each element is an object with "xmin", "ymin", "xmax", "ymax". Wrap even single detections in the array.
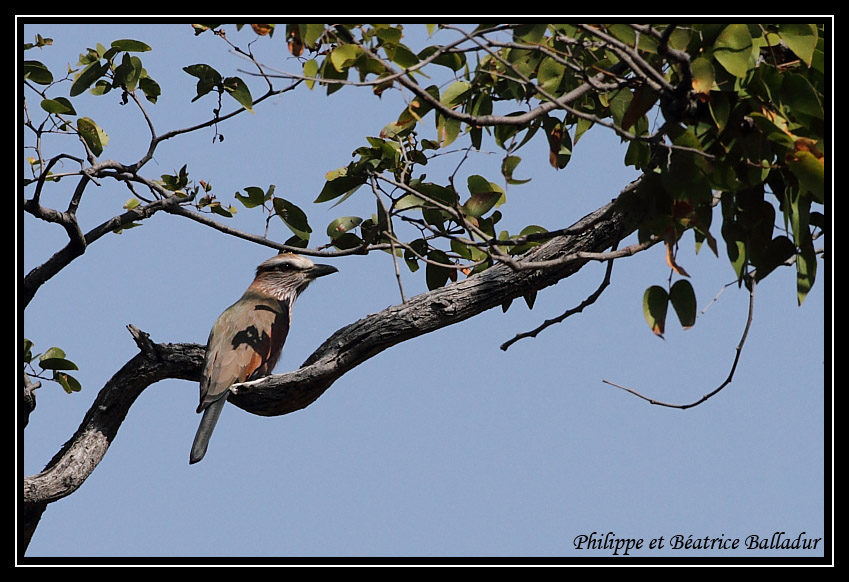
[{"xmin": 22, "ymin": 196, "xmax": 634, "ymax": 553}]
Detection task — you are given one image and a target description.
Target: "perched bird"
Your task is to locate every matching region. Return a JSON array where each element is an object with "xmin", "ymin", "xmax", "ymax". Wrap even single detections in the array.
[{"xmin": 190, "ymin": 253, "xmax": 338, "ymax": 464}]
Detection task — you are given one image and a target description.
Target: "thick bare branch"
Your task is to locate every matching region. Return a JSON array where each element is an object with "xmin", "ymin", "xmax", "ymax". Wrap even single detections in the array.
[
  {"xmin": 23, "ymin": 195, "xmax": 633, "ymax": 538},
  {"xmin": 227, "ymin": 198, "xmax": 632, "ymax": 416},
  {"xmin": 22, "ymin": 334, "xmax": 204, "ymax": 551}
]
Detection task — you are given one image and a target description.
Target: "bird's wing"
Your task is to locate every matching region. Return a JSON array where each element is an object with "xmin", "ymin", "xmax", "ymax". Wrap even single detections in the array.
[{"xmin": 198, "ymin": 292, "xmax": 290, "ymax": 412}]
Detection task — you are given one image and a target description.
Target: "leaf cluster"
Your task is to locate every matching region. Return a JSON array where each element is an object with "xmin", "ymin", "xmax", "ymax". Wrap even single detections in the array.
[{"xmin": 24, "ymin": 23, "xmax": 826, "ymax": 337}]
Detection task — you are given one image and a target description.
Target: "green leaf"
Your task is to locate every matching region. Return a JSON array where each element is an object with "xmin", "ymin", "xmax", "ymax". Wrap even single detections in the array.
[
  {"xmin": 668, "ymin": 27, "xmax": 692, "ymax": 51},
  {"xmin": 786, "ymin": 149, "xmax": 824, "ymax": 203},
  {"xmin": 425, "ymin": 249, "xmax": 452, "ymax": 290},
  {"xmin": 514, "ymin": 23, "xmax": 548, "ymax": 44},
  {"xmin": 273, "ymin": 197, "xmax": 313, "ymax": 239},
  {"xmin": 161, "ymin": 164, "xmax": 189, "ymax": 191},
  {"xmin": 88, "ymin": 79, "xmax": 113, "ymax": 97},
  {"xmin": 537, "ymin": 58, "xmax": 565, "ymax": 94},
  {"xmin": 39, "ymin": 346, "xmax": 79, "ymax": 371},
  {"xmin": 222, "ymin": 76, "xmax": 253, "ymax": 112},
  {"xmin": 501, "ymin": 155, "xmax": 531, "ymax": 185},
  {"xmin": 417, "ymin": 44, "xmax": 466, "ymax": 71},
  {"xmin": 315, "ymin": 175, "xmax": 366, "ymax": 204},
  {"xmin": 284, "ymin": 234, "xmax": 310, "ymax": 248},
  {"xmin": 713, "ymin": 24, "xmax": 754, "ymax": 78},
  {"xmin": 751, "ymin": 235, "xmax": 796, "ymax": 282},
  {"xmin": 235, "ymin": 186, "xmax": 268, "ymax": 208},
  {"xmin": 23, "ymin": 60, "xmax": 53, "ymax": 84},
  {"xmin": 303, "ymin": 58, "xmax": 319, "ymax": 89},
  {"xmin": 464, "ymin": 175, "xmax": 505, "ymax": 218},
  {"xmin": 40, "ymin": 97, "xmax": 76, "ymax": 115},
  {"xmin": 70, "ymin": 61, "xmax": 107, "ymax": 96},
  {"xmin": 55, "ymin": 372, "xmax": 82, "ymax": 393},
  {"xmin": 669, "ymin": 279, "xmax": 697, "ymax": 329},
  {"xmin": 183, "ymin": 63, "xmax": 222, "ymax": 83},
  {"xmin": 690, "ymin": 57, "xmax": 716, "ymax": 94},
  {"xmin": 381, "ymin": 84, "xmax": 439, "ymax": 138},
  {"xmin": 209, "ymin": 202, "xmax": 235, "ymax": 217},
  {"xmin": 113, "ymin": 53, "xmax": 142, "ymax": 90},
  {"xmin": 326, "ymin": 216, "xmax": 362, "ymax": 239},
  {"xmin": 510, "ymin": 225, "xmax": 548, "ymax": 255},
  {"xmin": 436, "ymin": 114, "xmax": 461, "ymax": 148},
  {"xmin": 24, "ymin": 338, "xmax": 35, "ymax": 364},
  {"xmin": 40, "ymin": 346, "xmax": 66, "ymax": 360},
  {"xmin": 463, "ymin": 192, "xmax": 501, "ymax": 218},
  {"xmin": 138, "ymin": 76, "xmax": 161, "ymax": 103},
  {"xmin": 781, "ymin": 73, "xmax": 824, "ymax": 121},
  {"xmin": 24, "ymin": 34, "xmax": 53, "ymax": 50},
  {"xmin": 404, "ymin": 238, "xmax": 429, "ymax": 272},
  {"xmin": 76, "ymin": 117, "xmax": 109, "ymax": 156},
  {"xmin": 317, "ymin": 54, "xmax": 349, "ymax": 95},
  {"xmin": 331, "ymin": 232, "xmax": 363, "ymax": 250},
  {"xmin": 784, "ymin": 185, "xmax": 817, "ymax": 304},
  {"xmin": 440, "ymin": 80, "xmax": 471, "ymax": 108},
  {"xmin": 387, "ymin": 43, "xmax": 419, "ymax": 68},
  {"xmin": 330, "ymin": 44, "xmax": 362, "ymax": 72},
  {"xmin": 303, "ymin": 23, "xmax": 325, "ymax": 48},
  {"xmin": 777, "ymin": 23, "xmax": 817, "ymax": 67},
  {"xmin": 416, "ymin": 182, "xmax": 458, "ymax": 206},
  {"xmin": 450, "ymin": 237, "xmax": 474, "ymax": 261},
  {"xmin": 796, "ymin": 239, "xmax": 817, "ymax": 305},
  {"xmin": 643, "ymin": 285, "xmax": 669, "ymax": 337},
  {"xmin": 110, "ymin": 39, "xmax": 152, "ymax": 52},
  {"xmin": 720, "ymin": 219, "xmax": 748, "ymax": 283},
  {"xmin": 183, "ymin": 63, "xmax": 222, "ymax": 101}
]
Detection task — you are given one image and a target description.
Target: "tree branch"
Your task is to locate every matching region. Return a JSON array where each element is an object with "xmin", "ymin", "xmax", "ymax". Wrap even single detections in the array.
[
  {"xmin": 23, "ymin": 192, "xmax": 184, "ymax": 309},
  {"xmin": 499, "ymin": 233, "xmax": 619, "ymax": 350},
  {"xmin": 22, "ymin": 193, "xmax": 635, "ymax": 552},
  {"xmin": 227, "ymin": 197, "xmax": 633, "ymax": 416},
  {"xmin": 21, "ymin": 332, "xmax": 204, "ymax": 553}
]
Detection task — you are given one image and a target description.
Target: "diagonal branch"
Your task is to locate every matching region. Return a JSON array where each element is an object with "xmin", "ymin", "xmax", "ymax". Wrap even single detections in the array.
[
  {"xmin": 23, "ymin": 194, "xmax": 636, "ymax": 552},
  {"xmin": 227, "ymin": 197, "xmax": 634, "ymax": 416},
  {"xmin": 22, "ymin": 327, "xmax": 204, "ymax": 552}
]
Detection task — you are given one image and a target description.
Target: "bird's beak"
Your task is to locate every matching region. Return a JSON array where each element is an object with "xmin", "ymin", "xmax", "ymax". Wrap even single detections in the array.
[{"xmin": 308, "ymin": 263, "xmax": 338, "ymax": 279}]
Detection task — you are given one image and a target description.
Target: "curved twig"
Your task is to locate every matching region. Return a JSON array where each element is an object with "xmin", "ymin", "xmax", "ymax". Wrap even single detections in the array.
[
  {"xmin": 601, "ymin": 278, "xmax": 757, "ymax": 409},
  {"xmin": 500, "ymin": 232, "xmax": 620, "ymax": 350}
]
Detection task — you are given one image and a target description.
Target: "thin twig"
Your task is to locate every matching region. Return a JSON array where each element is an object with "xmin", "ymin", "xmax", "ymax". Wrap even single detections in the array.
[
  {"xmin": 371, "ymin": 178, "xmax": 407, "ymax": 303},
  {"xmin": 500, "ymin": 235, "xmax": 619, "ymax": 350}
]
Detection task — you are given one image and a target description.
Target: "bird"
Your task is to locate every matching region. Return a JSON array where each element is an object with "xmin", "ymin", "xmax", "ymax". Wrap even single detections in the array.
[{"xmin": 190, "ymin": 253, "xmax": 338, "ymax": 464}]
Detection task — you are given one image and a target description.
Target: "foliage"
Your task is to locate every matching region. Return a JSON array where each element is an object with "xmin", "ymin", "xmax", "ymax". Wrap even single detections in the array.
[
  {"xmin": 24, "ymin": 23, "xmax": 826, "ymax": 369},
  {"xmin": 23, "ymin": 339, "xmax": 81, "ymax": 393}
]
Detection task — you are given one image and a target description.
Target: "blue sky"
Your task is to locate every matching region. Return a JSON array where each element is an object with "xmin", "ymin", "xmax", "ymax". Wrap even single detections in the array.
[{"xmin": 20, "ymin": 22, "xmax": 829, "ymax": 563}]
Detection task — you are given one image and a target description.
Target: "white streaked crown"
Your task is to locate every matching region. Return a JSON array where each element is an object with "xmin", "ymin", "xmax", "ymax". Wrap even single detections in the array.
[{"xmin": 256, "ymin": 253, "xmax": 316, "ymax": 273}]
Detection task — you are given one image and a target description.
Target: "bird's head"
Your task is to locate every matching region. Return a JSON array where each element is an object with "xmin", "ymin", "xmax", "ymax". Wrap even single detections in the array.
[{"xmin": 251, "ymin": 253, "xmax": 338, "ymax": 300}]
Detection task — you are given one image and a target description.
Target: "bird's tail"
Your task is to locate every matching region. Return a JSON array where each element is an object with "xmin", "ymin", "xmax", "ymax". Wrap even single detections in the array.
[{"xmin": 190, "ymin": 397, "xmax": 227, "ymax": 464}]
